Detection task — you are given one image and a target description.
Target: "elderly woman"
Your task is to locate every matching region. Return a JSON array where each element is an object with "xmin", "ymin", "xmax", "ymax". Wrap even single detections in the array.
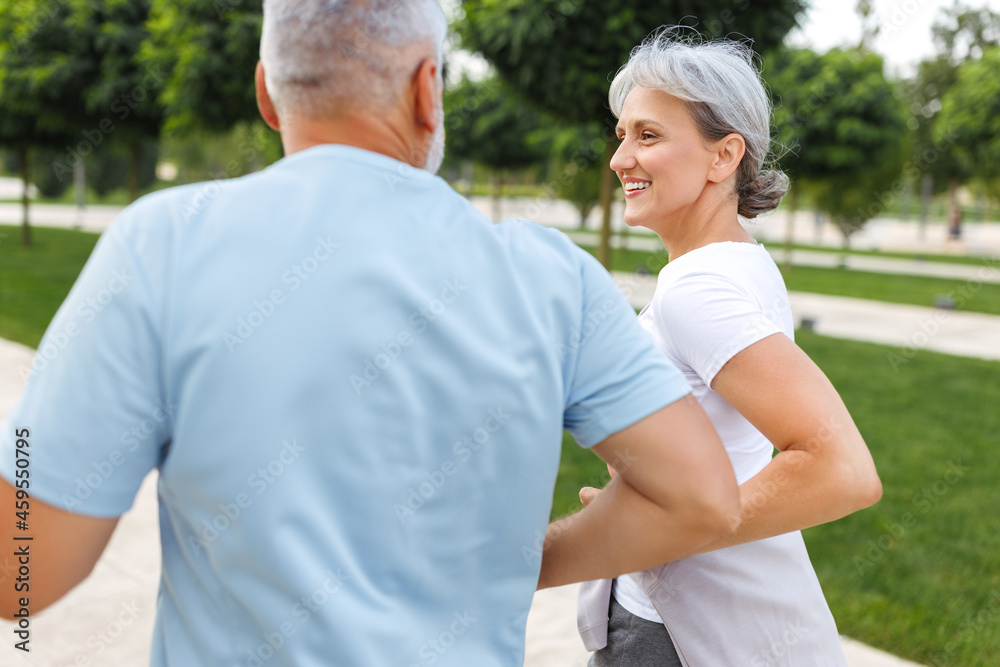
[{"xmin": 577, "ymin": 31, "xmax": 883, "ymax": 666}]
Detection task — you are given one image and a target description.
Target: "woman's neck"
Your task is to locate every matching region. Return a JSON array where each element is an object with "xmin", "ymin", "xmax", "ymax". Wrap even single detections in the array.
[{"xmin": 657, "ymin": 197, "xmax": 756, "ymax": 262}]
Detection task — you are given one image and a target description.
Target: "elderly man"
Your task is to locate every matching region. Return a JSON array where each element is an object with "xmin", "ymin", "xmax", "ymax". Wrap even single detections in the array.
[{"xmin": 0, "ymin": 0, "xmax": 738, "ymax": 665}]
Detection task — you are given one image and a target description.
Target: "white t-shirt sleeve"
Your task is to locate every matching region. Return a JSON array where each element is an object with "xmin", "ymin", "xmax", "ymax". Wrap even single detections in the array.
[{"xmin": 654, "ymin": 272, "xmax": 784, "ymax": 388}]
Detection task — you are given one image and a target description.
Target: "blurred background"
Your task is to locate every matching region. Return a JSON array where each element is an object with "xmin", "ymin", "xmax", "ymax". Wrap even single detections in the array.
[{"xmin": 0, "ymin": 1, "xmax": 999, "ymax": 666}]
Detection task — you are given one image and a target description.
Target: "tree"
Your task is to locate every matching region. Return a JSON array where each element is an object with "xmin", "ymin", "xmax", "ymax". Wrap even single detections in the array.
[
  {"xmin": 937, "ymin": 48, "xmax": 1000, "ymax": 201},
  {"xmin": 140, "ymin": 0, "xmax": 263, "ymax": 134},
  {"xmin": 457, "ymin": 0, "xmax": 807, "ymax": 268},
  {"xmin": 770, "ymin": 48, "xmax": 906, "ymax": 258},
  {"xmin": 82, "ymin": 0, "xmax": 165, "ymax": 202},
  {"xmin": 0, "ymin": 0, "xmax": 98, "ymax": 245},
  {"xmin": 544, "ymin": 123, "xmax": 605, "ymax": 230},
  {"xmin": 444, "ymin": 74, "xmax": 548, "ymax": 220},
  {"xmin": 89, "ymin": 140, "xmax": 159, "ymax": 198},
  {"xmin": 903, "ymin": 3, "xmax": 1000, "ymax": 229},
  {"xmin": 767, "ymin": 47, "xmax": 836, "ymax": 265}
]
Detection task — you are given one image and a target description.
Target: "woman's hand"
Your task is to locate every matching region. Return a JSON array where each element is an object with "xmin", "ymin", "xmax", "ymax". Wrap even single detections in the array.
[{"xmin": 579, "ymin": 463, "xmax": 616, "ymax": 507}]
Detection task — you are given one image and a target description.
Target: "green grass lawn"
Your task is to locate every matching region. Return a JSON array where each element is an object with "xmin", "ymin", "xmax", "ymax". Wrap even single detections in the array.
[
  {"xmin": 0, "ymin": 225, "xmax": 100, "ymax": 347},
  {"xmin": 553, "ymin": 331, "xmax": 1000, "ymax": 666},
  {"xmin": 789, "ymin": 241, "xmax": 996, "ymax": 267},
  {"xmin": 577, "ymin": 243, "xmax": 1000, "ymax": 316}
]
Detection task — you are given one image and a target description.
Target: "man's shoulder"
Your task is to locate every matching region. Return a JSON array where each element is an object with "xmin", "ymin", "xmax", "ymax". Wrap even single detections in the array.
[{"xmin": 490, "ymin": 219, "xmax": 595, "ymax": 271}]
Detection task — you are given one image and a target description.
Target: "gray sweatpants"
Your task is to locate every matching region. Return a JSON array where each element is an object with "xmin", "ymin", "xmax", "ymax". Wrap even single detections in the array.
[{"xmin": 588, "ymin": 595, "xmax": 682, "ymax": 667}]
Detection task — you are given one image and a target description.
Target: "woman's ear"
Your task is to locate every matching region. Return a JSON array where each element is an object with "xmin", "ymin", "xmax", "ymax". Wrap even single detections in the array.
[{"xmin": 708, "ymin": 133, "xmax": 746, "ymax": 184}]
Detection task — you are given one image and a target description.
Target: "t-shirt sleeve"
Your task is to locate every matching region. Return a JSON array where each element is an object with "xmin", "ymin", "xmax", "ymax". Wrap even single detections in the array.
[
  {"xmin": 654, "ymin": 272, "xmax": 784, "ymax": 388},
  {"xmin": 562, "ymin": 252, "xmax": 691, "ymax": 448},
  {"xmin": 0, "ymin": 214, "xmax": 170, "ymax": 518}
]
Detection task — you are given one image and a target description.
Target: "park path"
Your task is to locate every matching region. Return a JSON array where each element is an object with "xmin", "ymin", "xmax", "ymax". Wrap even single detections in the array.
[
  {"xmin": 613, "ymin": 272, "xmax": 1000, "ymax": 362},
  {"xmin": 565, "ymin": 230, "xmax": 1000, "ymax": 285},
  {"xmin": 5, "ymin": 283, "xmax": 993, "ymax": 664}
]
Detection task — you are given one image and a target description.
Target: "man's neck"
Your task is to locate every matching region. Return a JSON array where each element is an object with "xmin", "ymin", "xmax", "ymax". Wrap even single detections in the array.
[{"xmin": 279, "ymin": 112, "xmax": 420, "ymax": 168}]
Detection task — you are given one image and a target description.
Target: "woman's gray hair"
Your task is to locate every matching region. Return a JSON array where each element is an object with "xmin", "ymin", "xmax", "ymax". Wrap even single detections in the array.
[
  {"xmin": 261, "ymin": 0, "xmax": 447, "ymax": 118},
  {"xmin": 610, "ymin": 28, "xmax": 788, "ymax": 219}
]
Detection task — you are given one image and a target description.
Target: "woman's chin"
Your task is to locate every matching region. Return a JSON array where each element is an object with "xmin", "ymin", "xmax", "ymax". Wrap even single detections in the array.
[{"xmin": 623, "ymin": 215, "xmax": 651, "ymax": 231}]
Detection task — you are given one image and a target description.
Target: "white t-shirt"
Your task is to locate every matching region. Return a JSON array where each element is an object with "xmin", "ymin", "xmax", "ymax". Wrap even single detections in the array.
[{"xmin": 605, "ymin": 242, "xmax": 846, "ymax": 665}]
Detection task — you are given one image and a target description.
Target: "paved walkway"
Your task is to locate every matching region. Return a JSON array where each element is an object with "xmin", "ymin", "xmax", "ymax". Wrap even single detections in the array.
[
  {"xmin": 613, "ymin": 272, "xmax": 1000, "ymax": 362},
  {"xmin": 465, "ymin": 195, "xmax": 1000, "ymax": 258},
  {"xmin": 566, "ymin": 230, "xmax": 1000, "ymax": 285}
]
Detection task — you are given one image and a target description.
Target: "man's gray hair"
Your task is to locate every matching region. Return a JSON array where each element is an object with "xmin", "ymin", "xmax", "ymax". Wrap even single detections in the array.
[
  {"xmin": 610, "ymin": 28, "xmax": 789, "ymax": 219},
  {"xmin": 261, "ymin": 0, "xmax": 447, "ymax": 118}
]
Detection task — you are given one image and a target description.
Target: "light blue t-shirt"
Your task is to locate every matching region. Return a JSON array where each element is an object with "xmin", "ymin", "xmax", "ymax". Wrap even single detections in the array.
[{"xmin": 0, "ymin": 145, "xmax": 690, "ymax": 666}]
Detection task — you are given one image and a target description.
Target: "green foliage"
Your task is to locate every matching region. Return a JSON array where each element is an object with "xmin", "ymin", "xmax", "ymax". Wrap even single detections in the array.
[
  {"xmin": 0, "ymin": 0, "xmax": 97, "ymax": 149},
  {"xmin": 931, "ymin": 2, "xmax": 1000, "ymax": 62},
  {"xmin": 544, "ymin": 123, "xmax": 607, "ymax": 227},
  {"xmin": 901, "ymin": 4, "xmax": 1000, "ymax": 196},
  {"xmin": 938, "ymin": 48, "xmax": 1000, "ymax": 197},
  {"xmin": 4, "ymin": 149, "xmax": 75, "ymax": 199},
  {"xmin": 89, "ymin": 140, "xmax": 159, "ymax": 197},
  {"xmin": 457, "ymin": 0, "xmax": 807, "ymax": 126},
  {"xmin": 444, "ymin": 74, "xmax": 548, "ymax": 172},
  {"xmin": 900, "ymin": 55, "xmax": 963, "ymax": 196},
  {"xmin": 458, "ymin": 0, "xmax": 807, "ymax": 266},
  {"xmin": 141, "ymin": 0, "xmax": 263, "ymax": 134},
  {"xmin": 159, "ymin": 121, "xmax": 281, "ymax": 183},
  {"xmin": 769, "ymin": 48, "xmax": 906, "ymax": 243}
]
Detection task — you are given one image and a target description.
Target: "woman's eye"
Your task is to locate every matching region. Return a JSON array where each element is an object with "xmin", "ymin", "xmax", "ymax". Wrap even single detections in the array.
[{"xmin": 640, "ymin": 132, "xmax": 655, "ymax": 140}]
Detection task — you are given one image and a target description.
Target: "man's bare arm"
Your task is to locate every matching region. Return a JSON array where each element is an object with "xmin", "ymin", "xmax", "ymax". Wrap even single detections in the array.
[
  {"xmin": 537, "ymin": 394, "xmax": 739, "ymax": 589},
  {"xmin": 0, "ymin": 477, "xmax": 118, "ymax": 619}
]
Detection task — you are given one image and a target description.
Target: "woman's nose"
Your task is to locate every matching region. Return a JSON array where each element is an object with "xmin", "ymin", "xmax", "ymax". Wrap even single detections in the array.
[{"xmin": 608, "ymin": 139, "xmax": 635, "ymax": 173}]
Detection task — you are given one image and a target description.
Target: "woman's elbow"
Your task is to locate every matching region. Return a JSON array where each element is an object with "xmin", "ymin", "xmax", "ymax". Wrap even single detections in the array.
[
  {"xmin": 836, "ymin": 460, "xmax": 882, "ymax": 513},
  {"xmin": 856, "ymin": 469, "xmax": 883, "ymax": 509}
]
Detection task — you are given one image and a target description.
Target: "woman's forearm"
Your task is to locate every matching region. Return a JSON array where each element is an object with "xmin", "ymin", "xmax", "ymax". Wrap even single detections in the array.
[{"xmin": 693, "ymin": 439, "xmax": 881, "ymax": 555}]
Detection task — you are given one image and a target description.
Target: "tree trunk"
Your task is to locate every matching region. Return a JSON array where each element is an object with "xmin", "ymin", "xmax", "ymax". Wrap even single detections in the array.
[
  {"xmin": 462, "ymin": 160, "xmax": 474, "ymax": 198},
  {"xmin": 597, "ymin": 141, "xmax": 616, "ymax": 270},
  {"xmin": 918, "ymin": 174, "xmax": 933, "ymax": 241},
  {"xmin": 491, "ymin": 170, "xmax": 502, "ymax": 222},
  {"xmin": 783, "ymin": 182, "xmax": 799, "ymax": 270},
  {"xmin": 74, "ymin": 161, "xmax": 87, "ymax": 229},
  {"xmin": 128, "ymin": 142, "xmax": 141, "ymax": 203},
  {"xmin": 19, "ymin": 147, "xmax": 31, "ymax": 248},
  {"xmin": 948, "ymin": 177, "xmax": 959, "ymax": 225},
  {"xmin": 839, "ymin": 229, "xmax": 850, "ymax": 268}
]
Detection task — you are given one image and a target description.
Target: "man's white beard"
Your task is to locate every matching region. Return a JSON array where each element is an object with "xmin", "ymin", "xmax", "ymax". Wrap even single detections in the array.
[{"xmin": 423, "ymin": 106, "xmax": 446, "ymax": 174}]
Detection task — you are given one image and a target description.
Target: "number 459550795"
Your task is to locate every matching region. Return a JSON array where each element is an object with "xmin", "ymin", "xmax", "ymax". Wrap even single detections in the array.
[{"xmin": 14, "ymin": 428, "xmax": 30, "ymax": 500}]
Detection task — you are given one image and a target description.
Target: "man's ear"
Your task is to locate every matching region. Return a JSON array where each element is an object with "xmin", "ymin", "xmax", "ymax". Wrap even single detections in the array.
[
  {"xmin": 256, "ymin": 61, "xmax": 281, "ymax": 131},
  {"xmin": 708, "ymin": 133, "xmax": 746, "ymax": 184},
  {"xmin": 412, "ymin": 57, "xmax": 441, "ymax": 134}
]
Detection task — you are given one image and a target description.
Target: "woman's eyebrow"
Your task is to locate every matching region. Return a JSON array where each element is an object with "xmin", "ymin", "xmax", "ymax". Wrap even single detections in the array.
[{"xmin": 616, "ymin": 118, "xmax": 667, "ymax": 134}]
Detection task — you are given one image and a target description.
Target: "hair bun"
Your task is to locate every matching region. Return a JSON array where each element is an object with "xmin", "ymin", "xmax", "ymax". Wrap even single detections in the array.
[{"xmin": 738, "ymin": 169, "xmax": 789, "ymax": 219}]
